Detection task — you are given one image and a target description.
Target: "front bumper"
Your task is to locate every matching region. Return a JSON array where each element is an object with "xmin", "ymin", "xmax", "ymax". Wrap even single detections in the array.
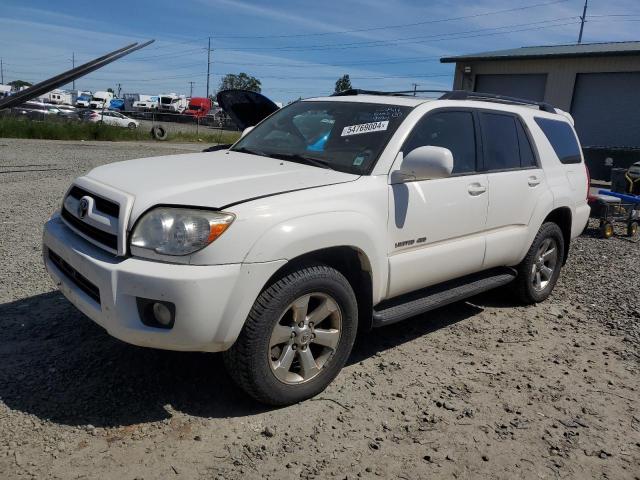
[{"xmin": 43, "ymin": 214, "xmax": 285, "ymax": 352}]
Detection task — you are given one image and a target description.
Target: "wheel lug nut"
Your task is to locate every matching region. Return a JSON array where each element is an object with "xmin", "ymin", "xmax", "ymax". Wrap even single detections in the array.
[
  {"xmin": 291, "ymin": 332, "xmax": 296, "ymax": 338},
  {"xmin": 298, "ymin": 322, "xmax": 305, "ymax": 328},
  {"xmin": 292, "ymin": 344, "xmax": 297, "ymax": 350},
  {"xmin": 309, "ymin": 322, "xmax": 314, "ymax": 328}
]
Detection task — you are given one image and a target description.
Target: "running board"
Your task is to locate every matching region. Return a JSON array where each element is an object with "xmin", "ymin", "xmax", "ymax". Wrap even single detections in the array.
[{"xmin": 372, "ymin": 268, "xmax": 517, "ymax": 327}]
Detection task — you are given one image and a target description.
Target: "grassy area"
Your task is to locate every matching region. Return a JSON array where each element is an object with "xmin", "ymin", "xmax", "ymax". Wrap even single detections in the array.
[{"xmin": 0, "ymin": 117, "xmax": 240, "ymax": 144}]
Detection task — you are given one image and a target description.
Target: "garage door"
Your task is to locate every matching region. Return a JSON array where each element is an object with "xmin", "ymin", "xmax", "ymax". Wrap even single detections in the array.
[
  {"xmin": 571, "ymin": 72, "xmax": 640, "ymax": 148},
  {"xmin": 474, "ymin": 74, "xmax": 547, "ymax": 101}
]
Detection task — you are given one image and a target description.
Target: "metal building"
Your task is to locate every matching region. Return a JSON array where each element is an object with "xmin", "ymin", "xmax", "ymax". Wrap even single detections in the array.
[{"xmin": 441, "ymin": 41, "xmax": 640, "ymax": 179}]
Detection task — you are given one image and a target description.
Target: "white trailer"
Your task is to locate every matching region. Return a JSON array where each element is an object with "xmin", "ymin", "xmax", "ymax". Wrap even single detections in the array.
[{"xmin": 48, "ymin": 90, "xmax": 74, "ymax": 105}]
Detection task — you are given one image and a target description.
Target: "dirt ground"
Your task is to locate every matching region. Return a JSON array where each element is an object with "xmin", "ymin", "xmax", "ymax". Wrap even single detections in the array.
[{"xmin": 1, "ymin": 138, "xmax": 638, "ymax": 479}]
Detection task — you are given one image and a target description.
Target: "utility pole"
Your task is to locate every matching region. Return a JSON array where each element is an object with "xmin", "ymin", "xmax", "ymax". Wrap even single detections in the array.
[
  {"xmin": 72, "ymin": 52, "xmax": 75, "ymax": 89},
  {"xmin": 0, "ymin": 58, "xmax": 4, "ymax": 85},
  {"xmin": 188, "ymin": 81, "xmax": 195, "ymax": 97},
  {"xmin": 116, "ymin": 83, "xmax": 122, "ymax": 97},
  {"xmin": 206, "ymin": 36, "xmax": 212, "ymax": 98},
  {"xmin": 578, "ymin": 0, "xmax": 588, "ymax": 44},
  {"xmin": 412, "ymin": 83, "xmax": 419, "ymax": 96}
]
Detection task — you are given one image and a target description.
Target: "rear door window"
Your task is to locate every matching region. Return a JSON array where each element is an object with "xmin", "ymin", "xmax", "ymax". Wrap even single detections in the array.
[
  {"xmin": 534, "ymin": 117, "xmax": 582, "ymax": 164},
  {"xmin": 480, "ymin": 113, "xmax": 520, "ymax": 171},
  {"xmin": 403, "ymin": 111, "xmax": 477, "ymax": 174}
]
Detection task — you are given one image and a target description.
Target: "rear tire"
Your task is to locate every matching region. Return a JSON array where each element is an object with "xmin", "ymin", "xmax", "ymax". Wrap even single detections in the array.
[
  {"xmin": 513, "ymin": 222, "xmax": 565, "ymax": 304},
  {"xmin": 627, "ymin": 221, "xmax": 638, "ymax": 237},
  {"xmin": 223, "ymin": 264, "xmax": 358, "ymax": 406}
]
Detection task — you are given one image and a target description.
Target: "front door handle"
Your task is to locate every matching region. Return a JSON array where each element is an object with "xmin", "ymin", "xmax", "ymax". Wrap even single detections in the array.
[
  {"xmin": 467, "ymin": 183, "xmax": 487, "ymax": 196},
  {"xmin": 528, "ymin": 176, "xmax": 541, "ymax": 187}
]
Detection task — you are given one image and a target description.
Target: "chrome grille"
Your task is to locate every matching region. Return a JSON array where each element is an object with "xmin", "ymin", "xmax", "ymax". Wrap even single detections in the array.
[{"xmin": 61, "ymin": 185, "xmax": 121, "ymax": 253}]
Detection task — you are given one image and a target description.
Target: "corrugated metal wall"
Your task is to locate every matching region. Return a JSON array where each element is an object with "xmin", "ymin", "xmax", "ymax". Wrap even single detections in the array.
[
  {"xmin": 571, "ymin": 72, "xmax": 640, "ymax": 148},
  {"xmin": 474, "ymin": 73, "xmax": 547, "ymax": 101}
]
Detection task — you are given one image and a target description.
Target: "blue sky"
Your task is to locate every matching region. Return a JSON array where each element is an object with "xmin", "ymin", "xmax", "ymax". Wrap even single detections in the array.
[{"xmin": 1, "ymin": 0, "xmax": 639, "ymax": 103}]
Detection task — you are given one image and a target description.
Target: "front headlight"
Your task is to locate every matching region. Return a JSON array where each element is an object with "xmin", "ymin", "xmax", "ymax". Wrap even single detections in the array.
[{"xmin": 130, "ymin": 207, "xmax": 235, "ymax": 256}]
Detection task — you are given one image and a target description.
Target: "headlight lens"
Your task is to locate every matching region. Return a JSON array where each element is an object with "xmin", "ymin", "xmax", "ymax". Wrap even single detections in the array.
[{"xmin": 130, "ymin": 207, "xmax": 235, "ymax": 256}]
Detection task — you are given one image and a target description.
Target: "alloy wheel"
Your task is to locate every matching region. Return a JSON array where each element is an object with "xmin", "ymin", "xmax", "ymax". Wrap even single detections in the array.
[
  {"xmin": 268, "ymin": 292, "xmax": 342, "ymax": 384},
  {"xmin": 530, "ymin": 237, "xmax": 558, "ymax": 292}
]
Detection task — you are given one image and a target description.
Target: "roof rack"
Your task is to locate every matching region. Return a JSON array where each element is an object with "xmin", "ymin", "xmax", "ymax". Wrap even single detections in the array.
[
  {"xmin": 439, "ymin": 90, "xmax": 557, "ymax": 113},
  {"xmin": 332, "ymin": 88, "xmax": 557, "ymax": 113},
  {"xmin": 333, "ymin": 88, "xmax": 449, "ymax": 97}
]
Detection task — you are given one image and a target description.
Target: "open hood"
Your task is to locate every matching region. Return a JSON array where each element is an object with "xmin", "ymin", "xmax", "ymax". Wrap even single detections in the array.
[{"xmin": 216, "ymin": 89, "xmax": 279, "ymax": 131}]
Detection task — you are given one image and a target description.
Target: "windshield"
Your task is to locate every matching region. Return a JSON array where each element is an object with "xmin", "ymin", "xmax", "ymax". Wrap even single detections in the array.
[
  {"xmin": 161, "ymin": 97, "xmax": 172, "ymax": 104},
  {"xmin": 93, "ymin": 97, "xmax": 105, "ymax": 102},
  {"xmin": 231, "ymin": 101, "xmax": 411, "ymax": 174}
]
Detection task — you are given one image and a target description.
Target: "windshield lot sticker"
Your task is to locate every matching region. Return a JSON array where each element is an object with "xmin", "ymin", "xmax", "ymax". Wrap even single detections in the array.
[{"xmin": 341, "ymin": 121, "xmax": 389, "ymax": 137}]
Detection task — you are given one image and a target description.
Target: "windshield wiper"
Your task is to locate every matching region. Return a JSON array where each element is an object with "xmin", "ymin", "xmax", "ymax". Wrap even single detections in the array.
[
  {"xmin": 233, "ymin": 146, "xmax": 267, "ymax": 157},
  {"xmin": 265, "ymin": 152, "xmax": 333, "ymax": 170}
]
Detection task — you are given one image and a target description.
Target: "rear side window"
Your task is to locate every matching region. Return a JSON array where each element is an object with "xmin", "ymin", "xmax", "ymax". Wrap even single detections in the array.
[
  {"xmin": 404, "ymin": 111, "xmax": 477, "ymax": 174},
  {"xmin": 480, "ymin": 113, "xmax": 520, "ymax": 170},
  {"xmin": 534, "ymin": 117, "xmax": 582, "ymax": 164},
  {"xmin": 516, "ymin": 121, "xmax": 537, "ymax": 167}
]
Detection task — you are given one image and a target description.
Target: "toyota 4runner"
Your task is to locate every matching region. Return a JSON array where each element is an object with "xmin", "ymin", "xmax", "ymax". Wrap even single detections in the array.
[{"xmin": 43, "ymin": 89, "xmax": 590, "ymax": 405}]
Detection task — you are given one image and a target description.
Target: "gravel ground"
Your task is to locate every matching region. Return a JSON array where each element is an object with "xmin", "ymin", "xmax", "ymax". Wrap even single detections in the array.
[{"xmin": 0, "ymin": 138, "xmax": 638, "ymax": 479}]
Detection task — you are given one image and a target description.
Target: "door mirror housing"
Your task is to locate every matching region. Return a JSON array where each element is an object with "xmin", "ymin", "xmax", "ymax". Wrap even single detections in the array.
[
  {"xmin": 241, "ymin": 126, "xmax": 255, "ymax": 138},
  {"xmin": 393, "ymin": 146, "xmax": 453, "ymax": 182}
]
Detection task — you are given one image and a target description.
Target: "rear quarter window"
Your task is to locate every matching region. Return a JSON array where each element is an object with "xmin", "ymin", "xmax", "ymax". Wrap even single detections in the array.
[{"xmin": 534, "ymin": 117, "xmax": 582, "ymax": 164}]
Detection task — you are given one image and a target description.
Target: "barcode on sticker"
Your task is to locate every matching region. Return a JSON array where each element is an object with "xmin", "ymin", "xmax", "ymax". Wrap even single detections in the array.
[{"xmin": 341, "ymin": 121, "xmax": 389, "ymax": 136}]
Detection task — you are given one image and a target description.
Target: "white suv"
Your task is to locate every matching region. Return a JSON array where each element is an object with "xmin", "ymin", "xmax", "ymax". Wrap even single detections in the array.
[{"xmin": 42, "ymin": 89, "xmax": 590, "ymax": 405}]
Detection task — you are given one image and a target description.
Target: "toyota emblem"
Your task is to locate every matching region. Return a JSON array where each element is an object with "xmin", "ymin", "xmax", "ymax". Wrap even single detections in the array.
[{"xmin": 77, "ymin": 197, "xmax": 90, "ymax": 219}]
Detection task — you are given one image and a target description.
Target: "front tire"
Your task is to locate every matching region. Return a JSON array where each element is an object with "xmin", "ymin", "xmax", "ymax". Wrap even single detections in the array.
[
  {"xmin": 514, "ymin": 222, "xmax": 565, "ymax": 304},
  {"xmin": 223, "ymin": 264, "xmax": 358, "ymax": 406}
]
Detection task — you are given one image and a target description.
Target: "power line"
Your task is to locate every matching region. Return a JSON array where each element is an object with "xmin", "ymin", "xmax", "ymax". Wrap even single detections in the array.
[
  {"xmin": 209, "ymin": 0, "xmax": 571, "ymax": 39},
  {"xmin": 212, "ymin": 17, "xmax": 582, "ymax": 52}
]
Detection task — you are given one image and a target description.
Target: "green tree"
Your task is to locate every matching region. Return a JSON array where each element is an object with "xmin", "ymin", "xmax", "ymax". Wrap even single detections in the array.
[
  {"xmin": 333, "ymin": 74, "xmax": 352, "ymax": 94},
  {"xmin": 8, "ymin": 80, "xmax": 32, "ymax": 89},
  {"xmin": 218, "ymin": 73, "xmax": 262, "ymax": 93},
  {"xmin": 107, "ymin": 88, "xmax": 114, "ymax": 93}
]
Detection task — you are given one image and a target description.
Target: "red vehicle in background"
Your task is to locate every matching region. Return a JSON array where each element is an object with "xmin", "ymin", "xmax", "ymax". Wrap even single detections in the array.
[{"xmin": 184, "ymin": 97, "xmax": 212, "ymax": 118}]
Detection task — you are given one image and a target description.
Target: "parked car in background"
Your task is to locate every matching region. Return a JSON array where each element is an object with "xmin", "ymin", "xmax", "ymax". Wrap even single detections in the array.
[
  {"xmin": 55, "ymin": 104, "xmax": 80, "ymax": 120},
  {"xmin": 87, "ymin": 110, "xmax": 139, "ymax": 128},
  {"xmin": 184, "ymin": 97, "xmax": 212, "ymax": 119},
  {"xmin": 76, "ymin": 94, "xmax": 92, "ymax": 108},
  {"xmin": 12, "ymin": 101, "xmax": 63, "ymax": 119},
  {"xmin": 89, "ymin": 91, "xmax": 114, "ymax": 109}
]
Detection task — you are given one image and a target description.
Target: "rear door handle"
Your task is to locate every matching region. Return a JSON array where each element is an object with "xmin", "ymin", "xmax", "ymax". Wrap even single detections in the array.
[
  {"xmin": 528, "ymin": 176, "xmax": 541, "ymax": 187},
  {"xmin": 467, "ymin": 183, "xmax": 487, "ymax": 196}
]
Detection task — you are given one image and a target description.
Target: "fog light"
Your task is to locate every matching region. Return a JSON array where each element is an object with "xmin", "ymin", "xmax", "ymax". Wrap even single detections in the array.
[
  {"xmin": 152, "ymin": 302, "xmax": 173, "ymax": 326},
  {"xmin": 136, "ymin": 298, "xmax": 176, "ymax": 329}
]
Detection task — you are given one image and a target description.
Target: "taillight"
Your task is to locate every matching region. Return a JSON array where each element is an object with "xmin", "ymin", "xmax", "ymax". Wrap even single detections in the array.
[{"xmin": 585, "ymin": 163, "xmax": 593, "ymax": 201}]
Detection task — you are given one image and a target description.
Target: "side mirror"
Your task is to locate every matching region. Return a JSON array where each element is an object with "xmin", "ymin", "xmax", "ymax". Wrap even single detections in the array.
[
  {"xmin": 393, "ymin": 146, "xmax": 453, "ymax": 182},
  {"xmin": 241, "ymin": 126, "xmax": 255, "ymax": 138}
]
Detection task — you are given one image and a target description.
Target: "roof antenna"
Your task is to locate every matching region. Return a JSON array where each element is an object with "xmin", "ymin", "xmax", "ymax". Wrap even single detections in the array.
[{"xmin": 578, "ymin": 0, "xmax": 588, "ymax": 44}]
